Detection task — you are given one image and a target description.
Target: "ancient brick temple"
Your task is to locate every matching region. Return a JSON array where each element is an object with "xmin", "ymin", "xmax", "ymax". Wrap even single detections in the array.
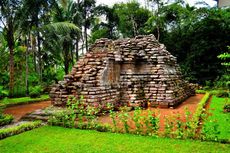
[{"xmin": 50, "ymin": 35, "xmax": 194, "ymax": 109}]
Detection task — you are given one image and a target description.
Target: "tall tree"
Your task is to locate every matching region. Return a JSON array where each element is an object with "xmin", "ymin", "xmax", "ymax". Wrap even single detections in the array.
[
  {"xmin": 90, "ymin": 5, "xmax": 119, "ymax": 43},
  {"xmin": 74, "ymin": 0, "xmax": 82, "ymax": 61},
  {"xmin": 0, "ymin": 0, "xmax": 21, "ymax": 97},
  {"xmin": 80, "ymin": 0, "xmax": 96, "ymax": 51},
  {"xmin": 0, "ymin": 33, "xmax": 9, "ymax": 88},
  {"xmin": 19, "ymin": 0, "xmax": 55, "ymax": 82},
  {"xmin": 113, "ymin": 1, "xmax": 151, "ymax": 38},
  {"xmin": 148, "ymin": 0, "xmax": 169, "ymax": 41},
  {"xmin": 43, "ymin": 0, "xmax": 80, "ymax": 74}
]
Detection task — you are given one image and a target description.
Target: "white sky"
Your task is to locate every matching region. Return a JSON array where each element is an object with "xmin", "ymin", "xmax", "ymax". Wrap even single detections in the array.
[{"xmin": 96, "ymin": 0, "xmax": 217, "ymax": 7}]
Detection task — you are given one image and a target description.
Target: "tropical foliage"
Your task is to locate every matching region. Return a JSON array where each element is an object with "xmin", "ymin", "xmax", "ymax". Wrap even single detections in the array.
[{"xmin": 0, "ymin": 0, "xmax": 229, "ymax": 98}]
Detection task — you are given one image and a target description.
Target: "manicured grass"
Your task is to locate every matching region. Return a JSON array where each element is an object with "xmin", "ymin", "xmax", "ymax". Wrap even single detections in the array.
[
  {"xmin": 0, "ymin": 95, "xmax": 50, "ymax": 107},
  {"xmin": 204, "ymin": 96, "xmax": 230, "ymax": 141},
  {"xmin": 0, "ymin": 126, "xmax": 229, "ymax": 153}
]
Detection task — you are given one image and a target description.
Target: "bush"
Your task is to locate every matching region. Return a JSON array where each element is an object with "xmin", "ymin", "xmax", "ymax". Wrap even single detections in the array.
[
  {"xmin": 215, "ymin": 91, "xmax": 229, "ymax": 98},
  {"xmin": 29, "ymin": 91, "xmax": 40, "ymax": 98},
  {"xmin": 29, "ymin": 86, "xmax": 42, "ymax": 98},
  {"xmin": 202, "ymin": 80, "xmax": 212, "ymax": 90},
  {"xmin": 95, "ymin": 124, "xmax": 111, "ymax": 132},
  {"xmin": 0, "ymin": 121, "xmax": 42, "ymax": 139},
  {"xmin": 0, "ymin": 86, "xmax": 8, "ymax": 99},
  {"xmin": 48, "ymin": 109, "xmax": 75, "ymax": 128},
  {"xmin": 0, "ymin": 114, "xmax": 14, "ymax": 126},
  {"xmin": 214, "ymin": 75, "xmax": 230, "ymax": 89},
  {"xmin": 209, "ymin": 90, "xmax": 229, "ymax": 98},
  {"xmin": 193, "ymin": 93, "xmax": 210, "ymax": 129},
  {"xmin": 223, "ymin": 104, "xmax": 230, "ymax": 113}
]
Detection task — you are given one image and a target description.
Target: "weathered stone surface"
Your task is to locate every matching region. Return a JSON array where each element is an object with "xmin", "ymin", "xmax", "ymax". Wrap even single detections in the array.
[{"xmin": 50, "ymin": 35, "xmax": 195, "ymax": 109}]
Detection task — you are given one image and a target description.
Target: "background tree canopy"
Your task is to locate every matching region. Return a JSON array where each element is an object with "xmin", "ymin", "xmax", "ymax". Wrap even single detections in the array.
[{"xmin": 0, "ymin": 0, "xmax": 229, "ymax": 98}]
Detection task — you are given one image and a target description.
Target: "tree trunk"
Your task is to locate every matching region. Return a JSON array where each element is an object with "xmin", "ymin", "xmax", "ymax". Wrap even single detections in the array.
[
  {"xmin": 32, "ymin": 36, "xmax": 37, "ymax": 72},
  {"xmin": 156, "ymin": 1, "xmax": 160, "ymax": 41},
  {"xmin": 84, "ymin": 24, "xmax": 88, "ymax": 51},
  {"xmin": 35, "ymin": 15, "xmax": 42, "ymax": 83},
  {"xmin": 81, "ymin": 33, "xmax": 85, "ymax": 54},
  {"xmin": 83, "ymin": 0, "xmax": 88, "ymax": 51},
  {"xmin": 75, "ymin": 37, "xmax": 79, "ymax": 62},
  {"xmin": 131, "ymin": 15, "xmax": 137, "ymax": 37},
  {"xmin": 75, "ymin": 0, "xmax": 82, "ymax": 62},
  {"xmin": 63, "ymin": 41, "xmax": 69, "ymax": 74},
  {"xmin": 70, "ymin": 41, "xmax": 74, "ymax": 65},
  {"xmin": 37, "ymin": 31, "xmax": 42, "ymax": 82},
  {"xmin": 157, "ymin": 25, "xmax": 160, "ymax": 41},
  {"xmin": 25, "ymin": 34, "xmax": 30, "ymax": 96},
  {"xmin": 7, "ymin": 18, "xmax": 15, "ymax": 97}
]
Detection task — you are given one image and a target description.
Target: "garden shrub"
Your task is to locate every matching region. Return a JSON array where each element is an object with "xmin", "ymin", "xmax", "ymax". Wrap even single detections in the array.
[
  {"xmin": 193, "ymin": 92, "xmax": 210, "ymax": 125},
  {"xmin": 29, "ymin": 91, "xmax": 40, "ymax": 98},
  {"xmin": 214, "ymin": 75, "xmax": 230, "ymax": 89},
  {"xmin": 0, "ymin": 86, "xmax": 8, "ymax": 99},
  {"xmin": 202, "ymin": 80, "xmax": 212, "ymax": 91},
  {"xmin": 143, "ymin": 109, "xmax": 155, "ymax": 136},
  {"xmin": 162, "ymin": 111, "xmax": 196, "ymax": 140},
  {"xmin": 163, "ymin": 115, "xmax": 174, "ymax": 138},
  {"xmin": 76, "ymin": 122, "xmax": 88, "ymax": 129},
  {"xmin": 174, "ymin": 114, "xmax": 184, "ymax": 139},
  {"xmin": 0, "ymin": 114, "xmax": 14, "ymax": 126},
  {"xmin": 216, "ymin": 48, "xmax": 230, "ymax": 90},
  {"xmin": 223, "ymin": 103, "xmax": 230, "ymax": 113},
  {"xmin": 48, "ymin": 109, "xmax": 75, "ymax": 128},
  {"xmin": 0, "ymin": 121, "xmax": 42, "ymax": 139},
  {"xmin": 149, "ymin": 110, "xmax": 160, "ymax": 136},
  {"xmin": 29, "ymin": 86, "xmax": 42, "ymax": 98},
  {"xmin": 119, "ymin": 111, "xmax": 130, "ymax": 133},
  {"xmin": 132, "ymin": 107, "xmax": 143, "ymax": 134},
  {"xmin": 183, "ymin": 108, "xmax": 196, "ymax": 139},
  {"xmin": 48, "ymin": 96, "xmax": 100, "ymax": 129},
  {"xmin": 215, "ymin": 90, "xmax": 229, "ymax": 98},
  {"xmin": 95, "ymin": 124, "xmax": 111, "ymax": 132},
  {"xmin": 108, "ymin": 104, "xmax": 118, "ymax": 132}
]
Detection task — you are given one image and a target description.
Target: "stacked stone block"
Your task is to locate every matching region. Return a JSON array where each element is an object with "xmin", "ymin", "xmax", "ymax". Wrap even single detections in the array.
[{"xmin": 50, "ymin": 35, "xmax": 194, "ymax": 109}]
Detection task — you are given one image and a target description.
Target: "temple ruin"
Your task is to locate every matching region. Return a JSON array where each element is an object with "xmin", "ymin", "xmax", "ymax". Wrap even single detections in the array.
[{"xmin": 50, "ymin": 35, "xmax": 195, "ymax": 109}]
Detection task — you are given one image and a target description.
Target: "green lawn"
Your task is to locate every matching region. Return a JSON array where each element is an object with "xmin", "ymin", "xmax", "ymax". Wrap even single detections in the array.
[
  {"xmin": 0, "ymin": 126, "xmax": 229, "ymax": 153},
  {"xmin": 204, "ymin": 96, "xmax": 230, "ymax": 141},
  {"xmin": 0, "ymin": 95, "xmax": 50, "ymax": 107}
]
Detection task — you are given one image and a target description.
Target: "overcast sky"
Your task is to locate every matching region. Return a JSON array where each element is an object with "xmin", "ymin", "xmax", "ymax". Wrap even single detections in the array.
[{"xmin": 96, "ymin": 0, "xmax": 217, "ymax": 7}]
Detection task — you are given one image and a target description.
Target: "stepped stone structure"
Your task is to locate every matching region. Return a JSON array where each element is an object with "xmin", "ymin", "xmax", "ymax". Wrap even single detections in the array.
[{"xmin": 50, "ymin": 35, "xmax": 195, "ymax": 109}]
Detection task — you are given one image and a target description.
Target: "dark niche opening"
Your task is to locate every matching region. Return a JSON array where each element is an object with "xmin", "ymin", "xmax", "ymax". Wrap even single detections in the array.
[{"xmin": 102, "ymin": 59, "xmax": 121, "ymax": 85}]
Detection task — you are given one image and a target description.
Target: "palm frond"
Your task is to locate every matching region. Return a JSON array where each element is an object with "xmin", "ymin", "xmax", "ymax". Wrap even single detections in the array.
[{"xmin": 41, "ymin": 22, "xmax": 80, "ymax": 35}]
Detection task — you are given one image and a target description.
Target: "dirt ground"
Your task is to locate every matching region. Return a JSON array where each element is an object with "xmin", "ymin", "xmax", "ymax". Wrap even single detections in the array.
[
  {"xmin": 3, "ymin": 94, "xmax": 204, "ymax": 128},
  {"xmin": 98, "ymin": 94, "xmax": 205, "ymax": 131},
  {"xmin": 3, "ymin": 101, "xmax": 51, "ymax": 121}
]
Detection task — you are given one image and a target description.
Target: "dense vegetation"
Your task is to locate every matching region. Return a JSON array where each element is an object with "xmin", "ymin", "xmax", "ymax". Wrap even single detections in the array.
[
  {"xmin": 0, "ymin": 126, "xmax": 229, "ymax": 153},
  {"xmin": 0, "ymin": 0, "xmax": 229, "ymax": 98}
]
